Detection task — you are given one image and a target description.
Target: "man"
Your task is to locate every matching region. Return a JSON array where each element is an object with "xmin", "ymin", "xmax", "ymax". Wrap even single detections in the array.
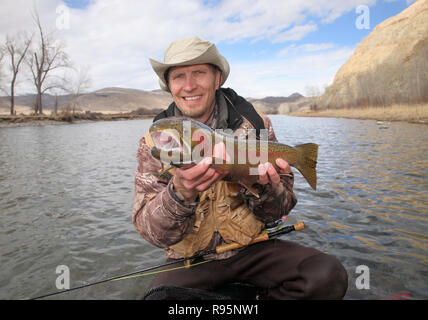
[{"xmin": 132, "ymin": 36, "xmax": 348, "ymax": 299}]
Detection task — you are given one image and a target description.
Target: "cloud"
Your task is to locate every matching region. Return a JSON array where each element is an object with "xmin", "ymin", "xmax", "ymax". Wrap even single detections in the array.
[
  {"xmin": 277, "ymin": 43, "xmax": 336, "ymax": 57},
  {"xmin": 0, "ymin": 0, "xmax": 373, "ymax": 96},
  {"xmin": 269, "ymin": 24, "xmax": 319, "ymax": 43},
  {"xmin": 228, "ymin": 46, "xmax": 355, "ymax": 98}
]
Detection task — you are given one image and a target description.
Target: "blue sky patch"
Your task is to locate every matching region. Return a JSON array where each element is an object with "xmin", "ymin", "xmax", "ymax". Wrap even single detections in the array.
[{"xmin": 63, "ymin": 0, "xmax": 91, "ymax": 9}]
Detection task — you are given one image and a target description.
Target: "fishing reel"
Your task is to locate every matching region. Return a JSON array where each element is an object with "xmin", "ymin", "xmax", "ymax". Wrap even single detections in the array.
[{"xmin": 262, "ymin": 216, "xmax": 288, "ymax": 233}]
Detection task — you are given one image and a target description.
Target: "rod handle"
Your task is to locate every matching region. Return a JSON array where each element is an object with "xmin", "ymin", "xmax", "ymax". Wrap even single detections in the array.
[
  {"xmin": 294, "ymin": 221, "xmax": 305, "ymax": 231},
  {"xmin": 215, "ymin": 233, "xmax": 269, "ymax": 254},
  {"xmin": 215, "ymin": 222, "xmax": 305, "ymax": 254}
]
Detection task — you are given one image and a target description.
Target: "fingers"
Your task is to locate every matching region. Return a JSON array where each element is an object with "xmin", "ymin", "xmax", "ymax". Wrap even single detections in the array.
[
  {"xmin": 194, "ymin": 170, "xmax": 223, "ymax": 192},
  {"xmin": 257, "ymin": 163, "xmax": 268, "ymax": 185},
  {"xmin": 175, "ymin": 157, "xmax": 221, "ymax": 192},
  {"xmin": 258, "ymin": 159, "xmax": 291, "ymax": 185},
  {"xmin": 177, "ymin": 157, "xmax": 212, "ymax": 181},
  {"xmin": 276, "ymin": 158, "xmax": 292, "ymax": 174},
  {"xmin": 258, "ymin": 163, "xmax": 280, "ymax": 185},
  {"xmin": 213, "ymin": 142, "xmax": 231, "ymax": 162},
  {"xmin": 179, "ymin": 142, "xmax": 229, "ymax": 190}
]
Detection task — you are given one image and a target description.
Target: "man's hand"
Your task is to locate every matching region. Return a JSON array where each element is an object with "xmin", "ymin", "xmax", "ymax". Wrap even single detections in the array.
[
  {"xmin": 257, "ymin": 158, "xmax": 292, "ymax": 185},
  {"xmin": 173, "ymin": 142, "xmax": 228, "ymax": 204}
]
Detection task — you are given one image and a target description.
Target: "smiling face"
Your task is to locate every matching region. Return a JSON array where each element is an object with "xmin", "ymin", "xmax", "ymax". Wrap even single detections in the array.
[{"xmin": 167, "ymin": 64, "xmax": 221, "ymax": 123}]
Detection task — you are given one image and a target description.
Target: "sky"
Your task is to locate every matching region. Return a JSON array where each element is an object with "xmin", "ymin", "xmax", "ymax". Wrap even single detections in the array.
[{"xmin": 0, "ymin": 0, "xmax": 415, "ymax": 98}]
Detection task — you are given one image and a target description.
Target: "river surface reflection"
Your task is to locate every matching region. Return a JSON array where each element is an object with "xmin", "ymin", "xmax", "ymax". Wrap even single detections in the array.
[{"xmin": 0, "ymin": 116, "xmax": 426, "ymax": 299}]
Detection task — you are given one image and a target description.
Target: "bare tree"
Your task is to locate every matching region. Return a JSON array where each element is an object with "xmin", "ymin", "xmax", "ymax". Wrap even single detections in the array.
[
  {"xmin": 27, "ymin": 11, "xmax": 70, "ymax": 114},
  {"xmin": 4, "ymin": 32, "xmax": 32, "ymax": 115},
  {"xmin": 0, "ymin": 47, "xmax": 8, "ymax": 110},
  {"xmin": 0, "ymin": 46, "xmax": 5, "ymax": 94},
  {"xmin": 305, "ymin": 85, "xmax": 321, "ymax": 110},
  {"xmin": 65, "ymin": 65, "xmax": 92, "ymax": 114},
  {"xmin": 304, "ymin": 85, "xmax": 320, "ymax": 98},
  {"xmin": 54, "ymin": 94, "xmax": 59, "ymax": 115}
]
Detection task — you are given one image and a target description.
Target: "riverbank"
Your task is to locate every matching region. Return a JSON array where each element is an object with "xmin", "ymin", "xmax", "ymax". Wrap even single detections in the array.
[
  {"xmin": 0, "ymin": 111, "xmax": 156, "ymax": 128},
  {"xmin": 289, "ymin": 103, "xmax": 427, "ymax": 124},
  {"xmin": 2, "ymin": 103, "xmax": 427, "ymax": 128}
]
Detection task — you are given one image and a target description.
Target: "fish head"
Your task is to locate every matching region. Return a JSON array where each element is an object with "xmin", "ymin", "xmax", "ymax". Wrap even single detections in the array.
[
  {"xmin": 149, "ymin": 117, "xmax": 186, "ymax": 156},
  {"xmin": 149, "ymin": 117, "xmax": 214, "ymax": 165}
]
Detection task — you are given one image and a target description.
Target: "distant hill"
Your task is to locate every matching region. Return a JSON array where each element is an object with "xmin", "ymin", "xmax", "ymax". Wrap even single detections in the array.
[
  {"xmin": 0, "ymin": 87, "xmax": 309, "ymax": 115},
  {"xmin": 74, "ymin": 87, "xmax": 172, "ymax": 113},
  {"xmin": 0, "ymin": 87, "xmax": 172, "ymax": 115},
  {"xmin": 248, "ymin": 92, "xmax": 312, "ymax": 114}
]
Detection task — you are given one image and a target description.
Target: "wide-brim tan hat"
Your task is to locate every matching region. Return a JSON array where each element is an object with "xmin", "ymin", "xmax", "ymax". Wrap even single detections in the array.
[{"xmin": 149, "ymin": 36, "xmax": 230, "ymax": 92}]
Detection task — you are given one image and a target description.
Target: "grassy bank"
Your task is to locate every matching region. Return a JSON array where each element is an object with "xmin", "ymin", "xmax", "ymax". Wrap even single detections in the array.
[{"xmin": 289, "ymin": 103, "xmax": 428, "ymax": 123}]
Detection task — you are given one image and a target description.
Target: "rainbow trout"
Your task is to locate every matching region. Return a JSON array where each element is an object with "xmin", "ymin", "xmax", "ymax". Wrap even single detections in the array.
[{"xmin": 149, "ymin": 117, "xmax": 318, "ymax": 193}]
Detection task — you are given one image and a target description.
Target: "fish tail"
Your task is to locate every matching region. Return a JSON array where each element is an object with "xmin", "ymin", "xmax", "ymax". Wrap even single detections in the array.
[{"xmin": 293, "ymin": 143, "xmax": 318, "ymax": 190}]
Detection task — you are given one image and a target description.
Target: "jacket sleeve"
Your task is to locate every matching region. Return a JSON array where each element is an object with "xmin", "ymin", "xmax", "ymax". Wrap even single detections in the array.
[
  {"xmin": 243, "ymin": 115, "xmax": 297, "ymax": 223},
  {"xmin": 132, "ymin": 136, "xmax": 197, "ymax": 248}
]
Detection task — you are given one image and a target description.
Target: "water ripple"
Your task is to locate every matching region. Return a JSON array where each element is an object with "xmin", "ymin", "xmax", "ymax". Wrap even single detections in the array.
[{"xmin": 0, "ymin": 117, "xmax": 427, "ymax": 299}]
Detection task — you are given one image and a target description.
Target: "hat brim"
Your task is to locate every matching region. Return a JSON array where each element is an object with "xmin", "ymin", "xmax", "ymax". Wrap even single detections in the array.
[{"xmin": 149, "ymin": 45, "xmax": 230, "ymax": 92}]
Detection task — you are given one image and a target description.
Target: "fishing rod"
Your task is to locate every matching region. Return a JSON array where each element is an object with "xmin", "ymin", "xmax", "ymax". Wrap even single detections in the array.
[
  {"xmin": 212, "ymin": 221, "xmax": 305, "ymax": 254},
  {"xmin": 30, "ymin": 221, "xmax": 305, "ymax": 300}
]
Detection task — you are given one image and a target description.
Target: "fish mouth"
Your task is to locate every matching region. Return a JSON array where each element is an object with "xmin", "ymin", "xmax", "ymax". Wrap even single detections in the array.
[
  {"xmin": 150, "ymin": 130, "xmax": 180, "ymax": 151},
  {"xmin": 149, "ymin": 129, "xmax": 191, "ymax": 157}
]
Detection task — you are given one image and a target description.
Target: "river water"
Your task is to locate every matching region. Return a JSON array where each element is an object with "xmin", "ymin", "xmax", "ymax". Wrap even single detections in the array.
[{"xmin": 0, "ymin": 115, "xmax": 427, "ymax": 300}]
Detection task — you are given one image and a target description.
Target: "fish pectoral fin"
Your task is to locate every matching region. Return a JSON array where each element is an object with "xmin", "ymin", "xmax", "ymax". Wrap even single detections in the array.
[{"xmin": 240, "ymin": 182, "xmax": 260, "ymax": 198}]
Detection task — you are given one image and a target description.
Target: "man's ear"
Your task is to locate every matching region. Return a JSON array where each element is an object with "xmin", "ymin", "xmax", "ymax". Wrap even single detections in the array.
[{"xmin": 215, "ymin": 69, "xmax": 222, "ymax": 90}]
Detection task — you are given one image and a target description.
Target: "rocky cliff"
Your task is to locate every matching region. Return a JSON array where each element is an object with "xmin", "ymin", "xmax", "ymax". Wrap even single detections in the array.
[{"xmin": 318, "ymin": 0, "xmax": 428, "ymax": 109}]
